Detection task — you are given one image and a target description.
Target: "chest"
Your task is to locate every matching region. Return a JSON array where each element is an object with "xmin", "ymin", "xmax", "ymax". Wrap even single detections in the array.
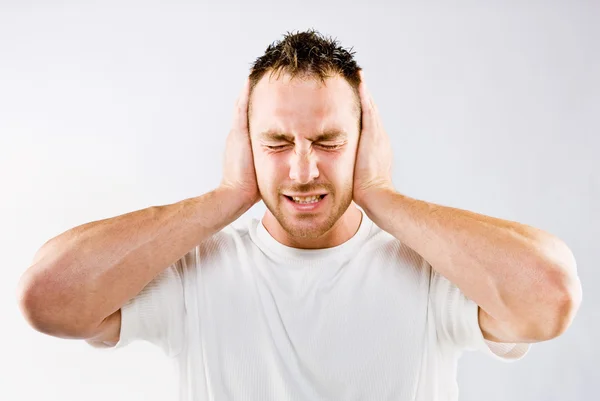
[{"xmin": 193, "ymin": 252, "xmax": 431, "ymax": 400}]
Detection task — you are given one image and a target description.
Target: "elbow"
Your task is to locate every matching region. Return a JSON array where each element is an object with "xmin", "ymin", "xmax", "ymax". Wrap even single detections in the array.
[
  {"xmin": 16, "ymin": 267, "xmax": 97, "ymax": 339},
  {"xmin": 518, "ymin": 241, "xmax": 582, "ymax": 341},
  {"xmin": 539, "ymin": 237, "xmax": 582, "ymax": 339},
  {"xmin": 547, "ymin": 275, "xmax": 582, "ymax": 339},
  {"xmin": 526, "ymin": 272, "xmax": 582, "ymax": 342},
  {"xmin": 17, "ymin": 272, "xmax": 58, "ymax": 336}
]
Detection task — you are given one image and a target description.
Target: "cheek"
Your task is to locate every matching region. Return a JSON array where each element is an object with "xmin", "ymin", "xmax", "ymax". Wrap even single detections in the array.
[
  {"xmin": 324, "ymin": 151, "xmax": 355, "ymax": 177},
  {"xmin": 254, "ymin": 155, "xmax": 286, "ymax": 184}
]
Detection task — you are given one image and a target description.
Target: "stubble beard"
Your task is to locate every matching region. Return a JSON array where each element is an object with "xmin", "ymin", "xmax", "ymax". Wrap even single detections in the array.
[{"xmin": 264, "ymin": 184, "xmax": 354, "ymax": 239}]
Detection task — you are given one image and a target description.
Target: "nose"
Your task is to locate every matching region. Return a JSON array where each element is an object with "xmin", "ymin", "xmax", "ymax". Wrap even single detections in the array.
[{"xmin": 289, "ymin": 147, "xmax": 319, "ymax": 184}]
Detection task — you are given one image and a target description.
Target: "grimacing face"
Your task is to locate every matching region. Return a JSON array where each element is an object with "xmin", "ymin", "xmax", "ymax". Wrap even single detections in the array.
[{"xmin": 249, "ymin": 72, "xmax": 361, "ymax": 239}]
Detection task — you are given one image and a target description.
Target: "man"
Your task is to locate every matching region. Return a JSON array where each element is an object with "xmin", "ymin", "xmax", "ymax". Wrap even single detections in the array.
[{"xmin": 17, "ymin": 30, "xmax": 581, "ymax": 400}]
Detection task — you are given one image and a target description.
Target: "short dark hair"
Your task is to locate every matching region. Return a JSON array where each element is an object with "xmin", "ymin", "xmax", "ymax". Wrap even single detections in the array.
[{"xmin": 248, "ymin": 29, "xmax": 363, "ymax": 125}]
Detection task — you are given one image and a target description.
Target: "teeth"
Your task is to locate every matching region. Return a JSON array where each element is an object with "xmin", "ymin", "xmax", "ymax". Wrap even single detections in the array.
[{"xmin": 292, "ymin": 195, "xmax": 322, "ymax": 204}]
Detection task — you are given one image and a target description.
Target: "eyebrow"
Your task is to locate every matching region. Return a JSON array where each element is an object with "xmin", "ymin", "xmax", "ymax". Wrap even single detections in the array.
[{"xmin": 259, "ymin": 129, "xmax": 348, "ymax": 142}]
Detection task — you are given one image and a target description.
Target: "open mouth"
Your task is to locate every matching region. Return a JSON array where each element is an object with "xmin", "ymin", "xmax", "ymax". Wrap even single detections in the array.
[{"xmin": 284, "ymin": 194, "xmax": 326, "ymax": 204}]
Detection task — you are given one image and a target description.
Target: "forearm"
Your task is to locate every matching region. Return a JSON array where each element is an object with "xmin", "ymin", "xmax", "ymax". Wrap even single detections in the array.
[
  {"xmin": 361, "ymin": 188, "xmax": 580, "ymax": 334},
  {"xmin": 18, "ymin": 186, "xmax": 251, "ymax": 337}
]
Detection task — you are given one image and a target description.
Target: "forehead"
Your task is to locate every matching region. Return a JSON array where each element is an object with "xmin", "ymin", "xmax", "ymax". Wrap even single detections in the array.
[{"xmin": 249, "ymin": 73, "xmax": 359, "ymax": 138}]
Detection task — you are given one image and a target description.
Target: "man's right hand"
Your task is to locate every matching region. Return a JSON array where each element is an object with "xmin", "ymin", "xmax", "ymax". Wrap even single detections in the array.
[
  {"xmin": 18, "ymin": 77, "xmax": 263, "ymax": 346},
  {"xmin": 219, "ymin": 78, "xmax": 261, "ymax": 207}
]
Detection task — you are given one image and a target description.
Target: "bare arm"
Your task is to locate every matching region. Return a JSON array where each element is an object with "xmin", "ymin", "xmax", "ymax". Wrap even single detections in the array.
[
  {"xmin": 17, "ymin": 187, "xmax": 253, "ymax": 340},
  {"xmin": 361, "ymin": 189, "xmax": 581, "ymax": 343},
  {"xmin": 352, "ymin": 72, "xmax": 581, "ymax": 344},
  {"xmin": 17, "ymin": 77, "xmax": 259, "ymax": 344}
]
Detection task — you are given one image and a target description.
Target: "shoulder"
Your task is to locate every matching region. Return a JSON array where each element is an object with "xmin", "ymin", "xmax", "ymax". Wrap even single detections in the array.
[
  {"xmin": 194, "ymin": 218, "xmax": 255, "ymax": 261},
  {"xmin": 364, "ymin": 223, "xmax": 431, "ymax": 270}
]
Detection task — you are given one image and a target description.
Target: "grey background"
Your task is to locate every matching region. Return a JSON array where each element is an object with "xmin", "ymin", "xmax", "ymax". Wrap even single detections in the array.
[{"xmin": 1, "ymin": 1, "xmax": 598, "ymax": 400}]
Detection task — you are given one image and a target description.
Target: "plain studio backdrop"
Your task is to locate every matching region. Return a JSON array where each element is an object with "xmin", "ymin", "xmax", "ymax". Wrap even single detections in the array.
[{"xmin": 1, "ymin": 1, "xmax": 598, "ymax": 400}]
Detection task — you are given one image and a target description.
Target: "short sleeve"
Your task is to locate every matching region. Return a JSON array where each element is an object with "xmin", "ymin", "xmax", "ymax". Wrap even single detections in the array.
[
  {"xmin": 430, "ymin": 269, "xmax": 530, "ymax": 361},
  {"xmin": 91, "ymin": 261, "xmax": 187, "ymax": 358}
]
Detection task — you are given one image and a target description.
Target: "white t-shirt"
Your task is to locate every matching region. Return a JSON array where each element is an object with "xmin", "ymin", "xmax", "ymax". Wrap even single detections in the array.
[{"xmin": 97, "ymin": 210, "xmax": 530, "ymax": 400}]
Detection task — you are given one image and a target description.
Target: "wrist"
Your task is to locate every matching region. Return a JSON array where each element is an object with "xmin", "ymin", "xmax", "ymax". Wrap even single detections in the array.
[
  {"xmin": 355, "ymin": 183, "xmax": 395, "ymax": 211},
  {"xmin": 214, "ymin": 185, "xmax": 259, "ymax": 213},
  {"xmin": 358, "ymin": 186, "xmax": 398, "ymax": 224}
]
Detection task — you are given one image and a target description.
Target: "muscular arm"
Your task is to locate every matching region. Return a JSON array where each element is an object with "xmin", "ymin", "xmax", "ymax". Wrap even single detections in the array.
[
  {"xmin": 17, "ymin": 187, "xmax": 252, "ymax": 343},
  {"xmin": 361, "ymin": 188, "xmax": 582, "ymax": 343}
]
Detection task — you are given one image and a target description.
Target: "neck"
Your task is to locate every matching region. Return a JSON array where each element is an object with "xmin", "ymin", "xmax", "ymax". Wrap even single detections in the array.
[{"xmin": 261, "ymin": 203, "xmax": 363, "ymax": 249}]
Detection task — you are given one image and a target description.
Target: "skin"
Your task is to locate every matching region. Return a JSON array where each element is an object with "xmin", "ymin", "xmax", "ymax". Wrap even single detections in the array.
[
  {"xmin": 18, "ymin": 68, "xmax": 580, "ymax": 349},
  {"xmin": 243, "ymin": 69, "xmax": 581, "ymax": 343},
  {"xmin": 352, "ymin": 71, "xmax": 581, "ymax": 342},
  {"xmin": 248, "ymin": 72, "xmax": 364, "ymax": 249}
]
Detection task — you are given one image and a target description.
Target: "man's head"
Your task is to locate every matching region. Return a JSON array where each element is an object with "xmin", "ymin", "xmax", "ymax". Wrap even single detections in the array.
[{"xmin": 247, "ymin": 29, "xmax": 363, "ymax": 241}]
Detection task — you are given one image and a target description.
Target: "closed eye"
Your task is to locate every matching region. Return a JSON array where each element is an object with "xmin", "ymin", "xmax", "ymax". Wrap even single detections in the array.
[
  {"xmin": 317, "ymin": 144, "xmax": 343, "ymax": 150},
  {"xmin": 264, "ymin": 143, "xmax": 343, "ymax": 151},
  {"xmin": 265, "ymin": 145, "xmax": 289, "ymax": 151}
]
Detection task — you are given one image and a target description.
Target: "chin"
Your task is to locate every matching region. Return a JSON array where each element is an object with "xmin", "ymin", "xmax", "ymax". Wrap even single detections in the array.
[
  {"xmin": 262, "ymin": 188, "xmax": 354, "ymax": 239},
  {"xmin": 278, "ymin": 206, "xmax": 350, "ymax": 240},
  {"xmin": 281, "ymin": 218, "xmax": 332, "ymax": 239}
]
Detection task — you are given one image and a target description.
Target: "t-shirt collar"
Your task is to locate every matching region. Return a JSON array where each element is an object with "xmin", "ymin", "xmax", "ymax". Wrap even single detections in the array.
[{"xmin": 252, "ymin": 209, "xmax": 373, "ymax": 263}]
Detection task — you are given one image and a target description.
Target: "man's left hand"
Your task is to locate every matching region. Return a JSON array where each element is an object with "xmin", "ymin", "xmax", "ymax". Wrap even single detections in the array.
[{"xmin": 353, "ymin": 70, "xmax": 395, "ymax": 208}]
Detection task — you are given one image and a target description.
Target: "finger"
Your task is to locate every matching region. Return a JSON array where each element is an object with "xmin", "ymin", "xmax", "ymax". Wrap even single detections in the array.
[
  {"xmin": 233, "ymin": 78, "xmax": 251, "ymax": 131},
  {"xmin": 239, "ymin": 77, "xmax": 251, "ymax": 107},
  {"xmin": 358, "ymin": 71, "xmax": 375, "ymax": 125},
  {"xmin": 234, "ymin": 77, "xmax": 250, "ymax": 108}
]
